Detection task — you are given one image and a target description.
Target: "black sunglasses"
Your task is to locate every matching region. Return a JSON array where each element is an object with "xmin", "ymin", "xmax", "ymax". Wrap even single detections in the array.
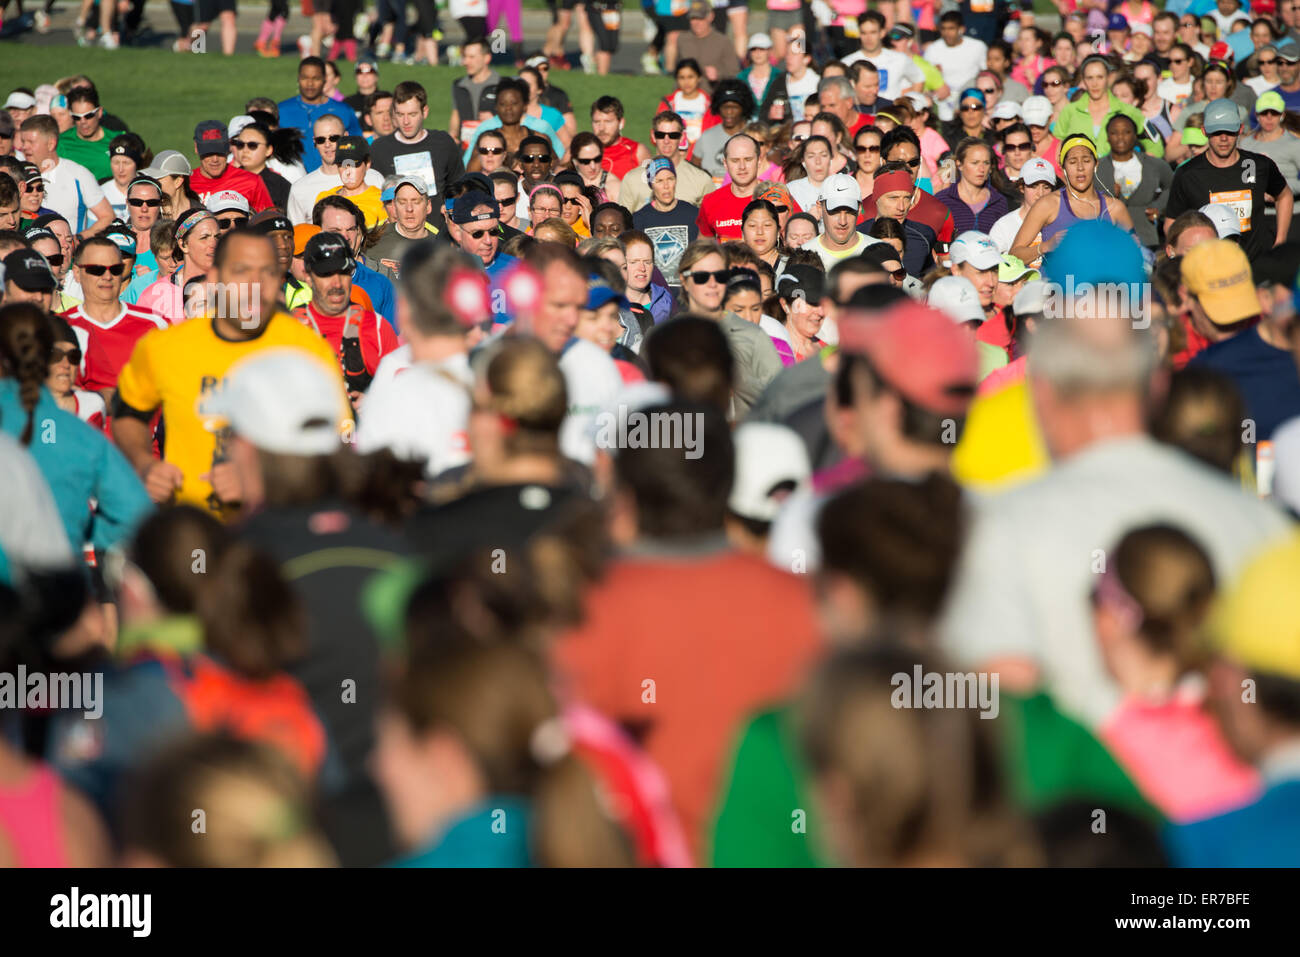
[
  {"xmin": 128, "ymin": 197, "xmax": 162, "ymax": 207},
  {"xmin": 465, "ymin": 226, "xmax": 496, "ymax": 240},
  {"xmin": 575, "ymin": 155, "xmax": 602, "ymax": 165},
  {"xmin": 230, "ymin": 138, "xmax": 264, "ymax": 150},
  {"xmin": 42, "ymin": 252, "xmax": 65, "ymax": 267},
  {"xmin": 687, "ymin": 269, "xmax": 731, "ymax": 284},
  {"xmin": 25, "ymin": 182, "xmax": 45, "ymax": 193},
  {"xmin": 478, "ymin": 146, "xmax": 505, "ymax": 155},
  {"xmin": 562, "ymin": 196, "xmax": 582, "ymax": 206},
  {"xmin": 653, "ymin": 130, "xmax": 684, "ymax": 140},
  {"xmin": 856, "ymin": 144, "xmax": 881, "ymax": 153},
  {"xmin": 961, "ymin": 104, "xmax": 985, "ymax": 112},
  {"xmin": 498, "ymin": 194, "xmax": 518, "ymax": 205},
  {"xmin": 1043, "ymin": 78, "xmax": 1066, "ymax": 86},
  {"xmin": 314, "ymin": 134, "xmax": 343, "ymax": 144},
  {"xmin": 51, "ymin": 345, "xmax": 82, "ymax": 364},
  {"xmin": 522, "ymin": 153, "xmax": 552, "ymax": 163},
  {"xmin": 80, "ymin": 262, "xmax": 127, "ymax": 277},
  {"xmin": 1004, "ymin": 142, "xmax": 1032, "ymax": 151},
  {"xmin": 217, "ymin": 216, "xmax": 247, "ymax": 229},
  {"xmin": 1260, "ymin": 57, "xmax": 1279, "ymax": 65}
]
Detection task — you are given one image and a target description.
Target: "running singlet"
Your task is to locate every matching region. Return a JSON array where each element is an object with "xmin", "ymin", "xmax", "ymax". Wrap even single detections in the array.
[{"xmin": 1040, "ymin": 187, "xmax": 1113, "ymax": 246}]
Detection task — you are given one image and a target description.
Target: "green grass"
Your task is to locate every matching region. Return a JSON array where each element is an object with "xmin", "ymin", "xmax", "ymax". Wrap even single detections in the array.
[{"xmin": 0, "ymin": 44, "xmax": 676, "ymax": 157}]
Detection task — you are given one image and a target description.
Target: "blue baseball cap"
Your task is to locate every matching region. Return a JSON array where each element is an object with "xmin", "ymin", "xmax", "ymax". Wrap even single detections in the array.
[
  {"xmin": 1203, "ymin": 99, "xmax": 1241, "ymax": 135},
  {"xmin": 1043, "ymin": 219, "xmax": 1146, "ymax": 289},
  {"xmin": 586, "ymin": 276, "xmax": 629, "ymax": 310}
]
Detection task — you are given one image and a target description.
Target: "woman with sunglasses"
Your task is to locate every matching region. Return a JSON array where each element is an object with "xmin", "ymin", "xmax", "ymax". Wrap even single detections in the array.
[
  {"xmin": 741, "ymin": 199, "xmax": 783, "ymax": 268},
  {"xmin": 568, "ymin": 132, "xmax": 621, "ymax": 206},
  {"xmin": 18, "ymin": 166, "xmax": 54, "ymax": 229},
  {"xmin": 853, "ymin": 125, "xmax": 884, "ymax": 201},
  {"xmin": 942, "ymin": 88, "xmax": 992, "ymax": 149},
  {"xmin": 1246, "ymin": 40, "xmax": 1283, "ymax": 97},
  {"xmin": 935, "ymin": 138, "xmax": 1008, "ymax": 234},
  {"xmin": 1157, "ymin": 43, "xmax": 1198, "ymax": 115},
  {"xmin": 1037, "ymin": 65, "xmax": 1072, "ymax": 127},
  {"xmin": 26, "ymin": 223, "xmax": 80, "ymax": 312},
  {"xmin": 1011, "ymin": 134, "xmax": 1133, "ymax": 265},
  {"xmin": 471, "ymin": 130, "xmax": 510, "ymax": 175},
  {"xmin": 1241, "ymin": 92, "xmax": 1300, "ymax": 198},
  {"xmin": 228, "ymin": 121, "xmax": 292, "ymax": 210},
  {"xmin": 46, "ymin": 316, "xmax": 105, "ymax": 429},
  {"xmin": 138, "ymin": 209, "xmax": 221, "ymax": 324}
]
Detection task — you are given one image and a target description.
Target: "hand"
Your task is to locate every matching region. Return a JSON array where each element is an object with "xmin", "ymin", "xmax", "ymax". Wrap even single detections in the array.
[
  {"xmin": 705, "ymin": 66, "xmax": 719, "ymax": 83},
  {"xmin": 200, "ymin": 462, "xmax": 242, "ymax": 505},
  {"xmin": 142, "ymin": 461, "xmax": 184, "ymax": 504},
  {"xmin": 575, "ymin": 193, "xmax": 593, "ymax": 228},
  {"xmin": 1145, "ymin": 207, "xmax": 1158, "ymax": 222},
  {"xmin": 348, "ymin": 390, "xmax": 365, "ymax": 413}
]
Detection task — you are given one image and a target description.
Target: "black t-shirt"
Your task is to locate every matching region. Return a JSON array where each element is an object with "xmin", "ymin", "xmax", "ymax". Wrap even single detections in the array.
[
  {"xmin": 539, "ymin": 84, "xmax": 573, "ymax": 116},
  {"xmin": 368, "ymin": 129, "xmax": 465, "ymax": 212},
  {"xmin": 260, "ymin": 166, "xmax": 291, "ymax": 210},
  {"xmin": 1166, "ymin": 149, "xmax": 1290, "ymax": 259},
  {"xmin": 343, "ymin": 92, "xmax": 369, "ymax": 126},
  {"xmin": 632, "ymin": 202, "xmax": 700, "ymax": 285}
]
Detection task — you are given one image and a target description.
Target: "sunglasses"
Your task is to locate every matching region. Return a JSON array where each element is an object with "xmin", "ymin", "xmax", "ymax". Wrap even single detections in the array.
[
  {"xmin": 856, "ymin": 144, "xmax": 881, "ymax": 153},
  {"xmin": 961, "ymin": 104, "xmax": 985, "ymax": 112},
  {"xmin": 899, "ymin": 156, "xmax": 921, "ymax": 168},
  {"xmin": 51, "ymin": 345, "xmax": 82, "ymax": 364},
  {"xmin": 1043, "ymin": 78, "xmax": 1066, "ymax": 87},
  {"xmin": 128, "ymin": 197, "xmax": 162, "ymax": 207},
  {"xmin": 522, "ymin": 153, "xmax": 552, "ymax": 163},
  {"xmin": 314, "ymin": 134, "xmax": 343, "ymax": 144},
  {"xmin": 575, "ymin": 155, "xmax": 602, "ymax": 165},
  {"xmin": 885, "ymin": 266, "xmax": 907, "ymax": 280},
  {"xmin": 230, "ymin": 138, "xmax": 265, "ymax": 150},
  {"xmin": 70, "ymin": 108, "xmax": 100, "ymax": 121},
  {"xmin": 1260, "ymin": 57, "xmax": 1279, "ymax": 66},
  {"xmin": 43, "ymin": 253, "xmax": 65, "ymax": 267},
  {"xmin": 80, "ymin": 262, "xmax": 126, "ymax": 277},
  {"xmin": 465, "ymin": 226, "xmax": 496, "ymax": 240},
  {"xmin": 652, "ymin": 130, "xmax": 684, "ymax": 140},
  {"xmin": 1169, "ymin": 57, "xmax": 1188, "ymax": 65},
  {"xmin": 498, "ymin": 194, "xmax": 518, "ymax": 205},
  {"xmin": 687, "ymin": 269, "xmax": 731, "ymax": 285},
  {"xmin": 978, "ymin": 87, "xmax": 997, "ymax": 95},
  {"xmin": 1004, "ymin": 142, "xmax": 1032, "ymax": 151},
  {"xmin": 217, "ymin": 216, "xmax": 247, "ymax": 229},
  {"xmin": 1261, "ymin": 109, "xmax": 1284, "ymax": 117},
  {"xmin": 562, "ymin": 196, "xmax": 582, "ymax": 206},
  {"xmin": 25, "ymin": 183, "xmax": 46, "ymax": 193},
  {"xmin": 478, "ymin": 146, "xmax": 505, "ymax": 155}
]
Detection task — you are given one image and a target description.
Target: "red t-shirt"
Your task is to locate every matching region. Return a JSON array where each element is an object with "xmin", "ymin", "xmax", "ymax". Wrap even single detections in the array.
[
  {"xmin": 63, "ymin": 302, "xmax": 169, "ymax": 392},
  {"xmin": 189, "ymin": 165, "xmax": 274, "ymax": 212},
  {"xmin": 977, "ymin": 307, "xmax": 1014, "ymax": 358},
  {"xmin": 696, "ymin": 185, "xmax": 756, "ymax": 241},
  {"xmin": 848, "ymin": 113, "xmax": 874, "ymax": 137},
  {"xmin": 602, "ymin": 136, "xmax": 643, "ymax": 180},
  {"xmin": 293, "ymin": 301, "xmax": 400, "ymax": 377},
  {"xmin": 554, "ymin": 550, "xmax": 822, "ymax": 863}
]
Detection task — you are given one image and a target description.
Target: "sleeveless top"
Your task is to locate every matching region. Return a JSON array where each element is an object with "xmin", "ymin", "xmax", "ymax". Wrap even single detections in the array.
[
  {"xmin": 1040, "ymin": 187, "xmax": 1114, "ymax": 245},
  {"xmin": 0, "ymin": 764, "xmax": 69, "ymax": 867}
]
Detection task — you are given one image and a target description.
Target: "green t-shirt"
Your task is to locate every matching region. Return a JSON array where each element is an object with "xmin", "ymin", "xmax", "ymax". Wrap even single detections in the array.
[{"xmin": 58, "ymin": 127, "xmax": 123, "ymax": 183}]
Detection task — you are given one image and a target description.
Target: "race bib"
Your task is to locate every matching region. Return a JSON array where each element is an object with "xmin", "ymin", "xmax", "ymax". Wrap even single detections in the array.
[
  {"xmin": 602, "ymin": 8, "xmax": 621, "ymax": 28},
  {"xmin": 971, "ymin": 0, "xmax": 993, "ymax": 11},
  {"xmin": 460, "ymin": 119, "xmax": 481, "ymax": 153},
  {"xmin": 394, "ymin": 152, "xmax": 437, "ymax": 198},
  {"xmin": 1209, "ymin": 188, "xmax": 1252, "ymax": 232}
]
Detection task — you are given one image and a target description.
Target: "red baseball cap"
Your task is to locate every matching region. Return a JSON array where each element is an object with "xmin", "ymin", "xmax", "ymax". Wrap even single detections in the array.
[
  {"xmin": 1210, "ymin": 41, "xmax": 1233, "ymax": 63},
  {"xmin": 838, "ymin": 303, "xmax": 979, "ymax": 416}
]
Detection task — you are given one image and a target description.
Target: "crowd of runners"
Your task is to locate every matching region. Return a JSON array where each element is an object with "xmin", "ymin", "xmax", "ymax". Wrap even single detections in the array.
[{"xmin": 0, "ymin": 0, "xmax": 1299, "ymax": 868}]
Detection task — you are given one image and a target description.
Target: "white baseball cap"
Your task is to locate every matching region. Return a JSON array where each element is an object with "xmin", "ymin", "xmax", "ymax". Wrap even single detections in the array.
[
  {"xmin": 991, "ymin": 100, "xmax": 1021, "ymax": 121},
  {"xmin": 205, "ymin": 189, "xmax": 252, "ymax": 216},
  {"xmin": 1012, "ymin": 278, "xmax": 1049, "ymax": 317},
  {"xmin": 4, "ymin": 91, "xmax": 36, "ymax": 111},
  {"xmin": 904, "ymin": 91, "xmax": 931, "ymax": 112},
  {"xmin": 1021, "ymin": 156, "xmax": 1056, "ymax": 186},
  {"xmin": 228, "ymin": 114, "xmax": 256, "ymax": 138},
  {"xmin": 199, "ymin": 349, "xmax": 348, "ymax": 456},
  {"xmin": 820, "ymin": 172, "xmax": 861, "ymax": 212},
  {"xmin": 728, "ymin": 423, "xmax": 811, "ymax": 523},
  {"xmin": 748, "ymin": 32, "xmax": 773, "ymax": 50},
  {"xmin": 928, "ymin": 275, "xmax": 985, "ymax": 324},
  {"xmin": 1131, "ymin": 21, "xmax": 1153, "ymax": 37},
  {"xmin": 1021, "ymin": 95, "xmax": 1053, "ymax": 128},
  {"xmin": 1199, "ymin": 202, "xmax": 1242, "ymax": 238},
  {"xmin": 949, "ymin": 231, "xmax": 1001, "ymax": 271}
]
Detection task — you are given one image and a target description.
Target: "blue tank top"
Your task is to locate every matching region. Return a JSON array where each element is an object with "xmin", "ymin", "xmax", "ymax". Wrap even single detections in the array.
[{"xmin": 1040, "ymin": 187, "xmax": 1113, "ymax": 245}]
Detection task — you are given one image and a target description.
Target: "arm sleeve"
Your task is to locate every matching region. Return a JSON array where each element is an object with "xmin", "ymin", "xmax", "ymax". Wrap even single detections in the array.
[{"xmin": 1266, "ymin": 156, "xmax": 1289, "ymax": 197}]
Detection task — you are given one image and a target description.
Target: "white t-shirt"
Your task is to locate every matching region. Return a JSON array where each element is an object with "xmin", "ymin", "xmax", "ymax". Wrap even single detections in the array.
[
  {"xmin": 288, "ymin": 165, "xmax": 384, "ymax": 223},
  {"xmin": 1156, "ymin": 77, "xmax": 1194, "ymax": 106},
  {"xmin": 355, "ymin": 351, "xmax": 474, "ymax": 478},
  {"xmin": 923, "ymin": 37, "xmax": 988, "ymax": 97},
  {"xmin": 842, "ymin": 48, "xmax": 924, "ymax": 100},
  {"xmin": 43, "ymin": 157, "xmax": 106, "ymax": 233},
  {"xmin": 786, "ymin": 176, "xmax": 826, "ymax": 213},
  {"xmin": 558, "ymin": 338, "xmax": 624, "ymax": 466},
  {"xmin": 102, "ymin": 180, "xmax": 128, "ymax": 222},
  {"xmin": 1246, "ymin": 76, "xmax": 1278, "ymax": 97},
  {"xmin": 785, "ymin": 70, "xmax": 822, "ymax": 119},
  {"xmin": 268, "ymin": 156, "xmax": 307, "ymax": 184},
  {"xmin": 989, "ymin": 206, "xmax": 1028, "ymax": 254},
  {"xmin": 801, "ymin": 233, "xmax": 879, "ymax": 271}
]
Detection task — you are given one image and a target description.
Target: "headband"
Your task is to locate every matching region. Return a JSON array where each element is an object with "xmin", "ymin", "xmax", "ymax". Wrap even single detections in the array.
[
  {"xmin": 646, "ymin": 156, "xmax": 675, "ymax": 185},
  {"xmin": 175, "ymin": 208, "xmax": 215, "ymax": 242},
  {"xmin": 1058, "ymin": 133, "xmax": 1098, "ymax": 166},
  {"xmin": 529, "ymin": 183, "xmax": 563, "ymax": 205},
  {"xmin": 876, "ymin": 112, "xmax": 901, "ymax": 126},
  {"xmin": 872, "ymin": 170, "xmax": 915, "ymax": 200},
  {"xmin": 127, "ymin": 176, "xmax": 163, "ymax": 196}
]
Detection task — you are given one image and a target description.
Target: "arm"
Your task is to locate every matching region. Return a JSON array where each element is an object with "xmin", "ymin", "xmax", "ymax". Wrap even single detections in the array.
[
  {"xmin": 449, "ymin": 107, "xmax": 462, "ymax": 143},
  {"xmin": 1275, "ymin": 187, "xmax": 1294, "ymax": 245},
  {"xmin": 636, "ymin": 142, "xmax": 652, "ymax": 165},
  {"xmin": 1009, "ymin": 194, "xmax": 1057, "ymax": 263},
  {"xmin": 1108, "ymin": 196, "xmax": 1135, "ymax": 232},
  {"xmin": 111, "ymin": 409, "xmax": 182, "ymax": 503}
]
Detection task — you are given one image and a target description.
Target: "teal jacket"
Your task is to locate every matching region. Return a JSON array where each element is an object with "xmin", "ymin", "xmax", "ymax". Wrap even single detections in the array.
[
  {"xmin": 0, "ymin": 379, "xmax": 151, "ymax": 553},
  {"xmin": 390, "ymin": 798, "xmax": 532, "ymax": 868},
  {"xmin": 1052, "ymin": 93, "xmax": 1164, "ymax": 159}
]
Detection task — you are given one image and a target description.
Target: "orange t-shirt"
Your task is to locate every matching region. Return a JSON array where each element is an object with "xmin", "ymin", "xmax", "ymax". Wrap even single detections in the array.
[{"xmin": 553, "ymin": 549, "xmax": 822, "ymax": 861}]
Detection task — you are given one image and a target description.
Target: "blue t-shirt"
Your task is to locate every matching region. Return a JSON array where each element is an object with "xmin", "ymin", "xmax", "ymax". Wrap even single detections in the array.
[
  {"xmin": 277, "ymin": 96, "xmax": 364, "ymax": 173},
  {"xmin": 352, "ymin": 259, "xmax": 397, "ymax": 330},
  {"xmin": 484, "ymin": 251, "xmax": 521, "ymax": 320},
  {"xmin": 1168, "ymin": 778, "xmax": 1300, "ymax": 867},
  {"xmin": 1188, "ymin": 326, "xmax": 1300, "ymax": 441}
]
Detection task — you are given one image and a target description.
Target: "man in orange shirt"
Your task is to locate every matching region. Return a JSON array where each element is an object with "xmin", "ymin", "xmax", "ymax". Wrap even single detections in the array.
[{"xmin": 553, "ymin": 400, "xmax": 822, "ymax": 861}]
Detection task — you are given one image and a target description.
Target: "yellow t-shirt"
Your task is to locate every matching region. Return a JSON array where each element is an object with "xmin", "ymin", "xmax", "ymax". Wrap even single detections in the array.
[
  {"xmin": 116, "ymin": 312, "xmax": 347, "ymax": 519},
  {"xmin": 950, "ymin": 377, "xmax": 1051, "ymax": 492},
  {"xmin": 319, "ymin": 185, "xmax": 388, "ymax": 230}
]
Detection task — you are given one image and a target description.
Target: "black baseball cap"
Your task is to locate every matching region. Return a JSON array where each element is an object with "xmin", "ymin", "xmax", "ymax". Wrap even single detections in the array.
[
  {"xmin": 20, "ymin": 162, "xmax": 42, "ymax": 186},
  {"xmin": 194, "ymin": 120, "xmax": 229, "ymax": 156},
  {"xmin": 2, "ymin": 249, "xmax": 58, "ymax": 292},
  {"xmin": 109, "ymin": 134, "xmax": 143, "ymax": 167},
  {"xmin": 335, "ymin": 136, "xmax": 370, "ymax": 165},
  {"xmin": 251, "ymin": 209, "xmax": 293, "ymax": 234},
  {"xmin": 776, "ymin": 263, "xmax": 827, "ymax": 304},
  {"xmin": 302, "ymin": 232, "xmax": 353, "ymax": 274},
  {"xmin": 451, "ymin": 190, "xmax": 500, "ymax": 225},
  {"xmin": 453, "ymin": 172, "xmax": 494, "ymax": 195}
]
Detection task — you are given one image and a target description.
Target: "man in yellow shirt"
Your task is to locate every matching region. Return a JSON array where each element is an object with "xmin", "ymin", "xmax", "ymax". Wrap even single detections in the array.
[
  {"xmin": 318, "ymin": 136, "xmax": 387, "ymax": 230},
  {"xmin": 112, "ymin": 229, "xmax": 349, "ymax": 520}
]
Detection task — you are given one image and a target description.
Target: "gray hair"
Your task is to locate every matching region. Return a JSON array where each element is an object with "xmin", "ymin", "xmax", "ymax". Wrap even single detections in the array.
[
  {"xmin": 1029, "ymin": 311, "xmax": 1157, "ymax": 396},
  {"xmin": 818, "ymin": 75, "xmax": 855, "ymax": 100}
]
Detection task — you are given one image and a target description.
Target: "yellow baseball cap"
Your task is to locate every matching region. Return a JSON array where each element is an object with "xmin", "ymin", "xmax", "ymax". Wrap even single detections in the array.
[
  {"xmin": 1181, "ymin": 239, "xmax": 1258, "ymax": 326},
  {"xmin": 1208, "ymin": 534, "xmax": 1300, "ymax": 681}
]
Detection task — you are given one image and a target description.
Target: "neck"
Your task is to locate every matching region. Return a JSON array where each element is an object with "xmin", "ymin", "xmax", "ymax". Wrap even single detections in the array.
[
  {"xmin": 732, "ymin": 180, "xmax": 756, "ymax": 196},
  {"xmin": 83, "ymin": 296, "xmax": 122, "ymax": 321},
  {"xmin": 652, "ymin": 198, "xmax": 675, "ymax": 211},
  {"xmin": 469, "ymin": 67, "xmax": 491, "ymax": 83},
  {"xmin": 823, "ymin": 232, "xmax": 854, "ymax": 250},
  {"xmin": 1207, "ymin": 147, "xmax": 1239, "ymax": 168},
  {"xmin": 301, "ymin": 93, "xmax": 326, "ymax": 105},
  {"xmin": 396, "ymin": 128, "xmax": 426, "ymax": 144},
  {"xmin": 397, "ymin": 221, "xmax": 427, "ymax": 239},
  {"xmin": 213, "ymin": 315, "xmax": 263, "ymax": 340},
  {"xmin": 1112, "ymin": 147, "xmax": 1134, "ymax": 161},
  {"xmin": 410, "ymin": 332, "xmax": 467, "ymax": 364},
  {"xmin": 958, "ymin": 179, "xmax": 985, "ymax": 198},
  {"xmin": 477, "ymin": 453, "xmax": 561, "ymax": 485}
]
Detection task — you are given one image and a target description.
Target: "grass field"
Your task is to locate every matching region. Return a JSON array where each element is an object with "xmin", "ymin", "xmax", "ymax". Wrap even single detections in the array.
[{"xmin": 0, "ymin": 44, "xmax": 676, "ymax": 156}]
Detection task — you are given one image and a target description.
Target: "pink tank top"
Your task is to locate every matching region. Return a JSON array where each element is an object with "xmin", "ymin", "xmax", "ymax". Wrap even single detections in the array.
[{"xmin": 0, "ymin": 764, "xmax": 70, "ymax": 868}]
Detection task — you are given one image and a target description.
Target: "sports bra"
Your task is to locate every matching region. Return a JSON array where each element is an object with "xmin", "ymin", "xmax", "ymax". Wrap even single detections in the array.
[{"xmin": 1040, "ymin": 187, "xmax": 1113, "ymax": 245}]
